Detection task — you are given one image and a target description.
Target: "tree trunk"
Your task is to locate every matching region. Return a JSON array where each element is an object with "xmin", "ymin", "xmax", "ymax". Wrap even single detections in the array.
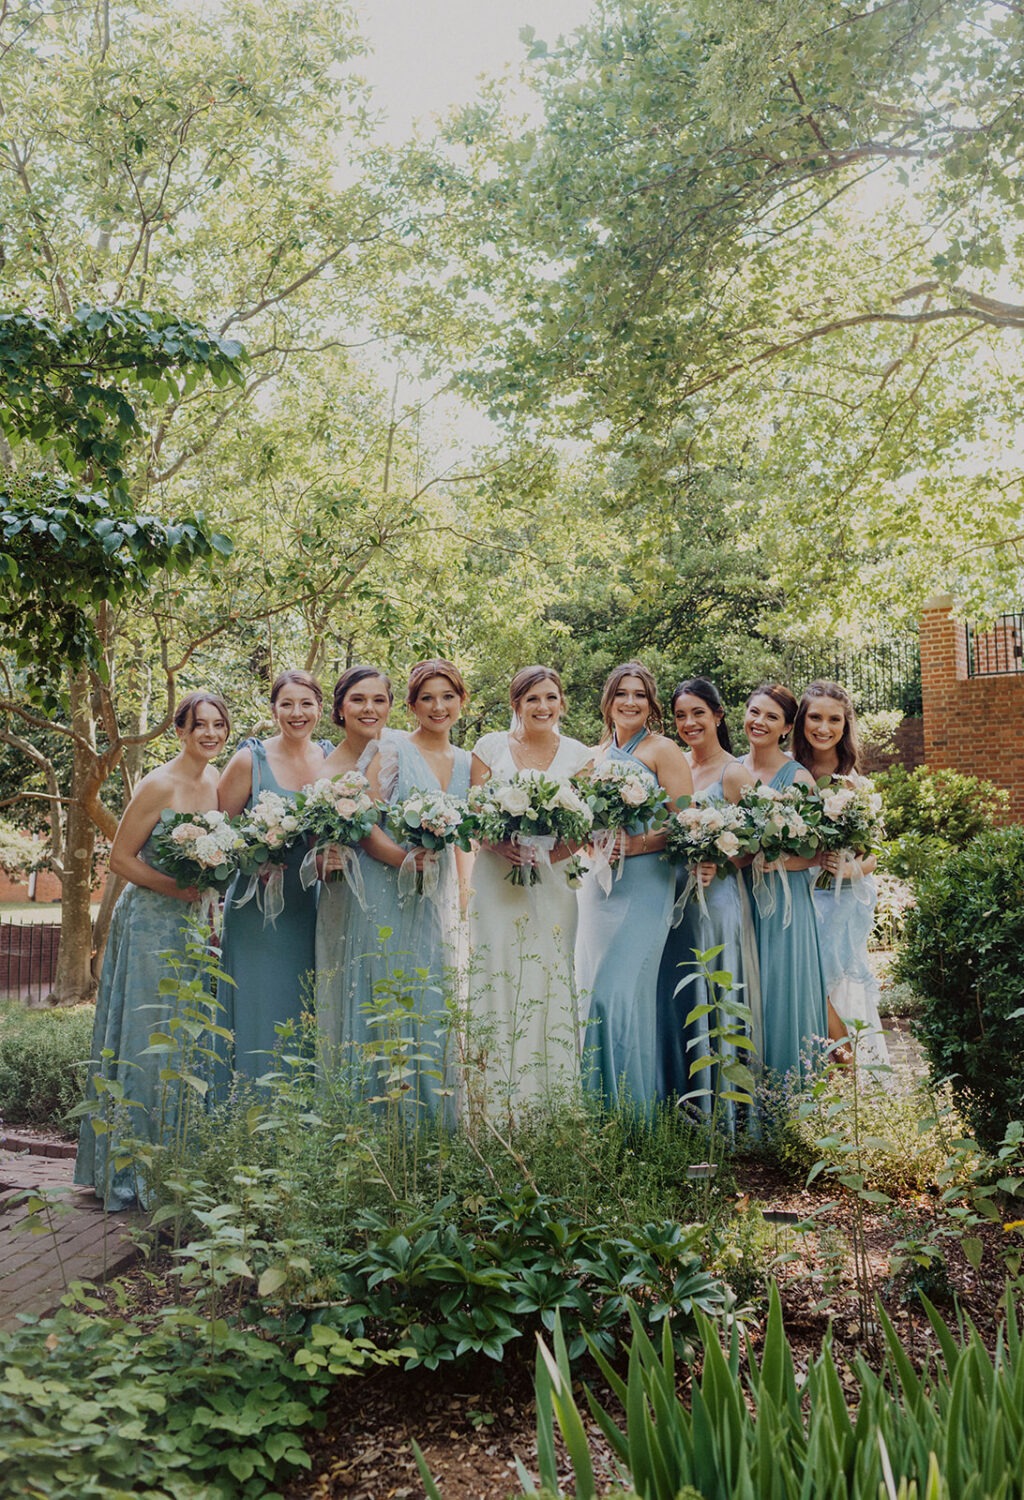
[{"xmin": 46, "ymin": 671, "xmax": 99, "ymax": 1006}]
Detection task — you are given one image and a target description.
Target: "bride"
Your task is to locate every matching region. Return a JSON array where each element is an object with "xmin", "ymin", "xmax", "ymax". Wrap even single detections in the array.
[{"xmin": 467, "ymin": 666, "xmax": 591, "ymax": 1116}]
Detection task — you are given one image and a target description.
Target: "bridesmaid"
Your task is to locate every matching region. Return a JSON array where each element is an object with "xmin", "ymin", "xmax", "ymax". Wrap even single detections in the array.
[
  {"xmin": 336, "ymin": 659, "xmax": 471, "ymax": 1121},
  {"xmin": 656, "ymin": 678, "xmax": 760, "ymax": 1126},
  {"xmin": 740, "ymin": 683, "xmax": 828, "ymax": 1082},
  {"xmin": 793, "ymin": 680, "xmax": 889, "ymax": 1068},
  {"xmin": 467, "ymin": 665, "xmax": 592, "ymax": 1115},
  {"xmin": 75, "ymin": 691, "xmax": 231, "ymax": 1209},
  {"xmin": 577, "ymin": 661, "xmax": 693, "ymax": 1113},
  {"xmin": 218, "ymin": 670, "xmax": 332, "ymax": 1077},
  {"xmin": 313, "ymin": 665, "xmax": 394, "ymax": 1065}
]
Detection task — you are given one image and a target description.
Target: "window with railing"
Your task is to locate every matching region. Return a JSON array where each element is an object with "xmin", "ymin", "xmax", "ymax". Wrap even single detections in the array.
[{"xmin": 965, "ymin": 615, "xmax": 1024, "ymax": 677}]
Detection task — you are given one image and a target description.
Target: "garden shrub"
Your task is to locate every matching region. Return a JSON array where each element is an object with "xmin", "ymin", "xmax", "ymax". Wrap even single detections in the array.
[
  {"xmin": 0, "ymin": 1000, "xmax": 94, "ymax": 1131},
  {"xmin": 874, "ymin": 763, "xmax": 1007, "ymax": 845},
  {"xmin": 896, "ymin": 825, "xmax": 1024, "ymax": 1150}
]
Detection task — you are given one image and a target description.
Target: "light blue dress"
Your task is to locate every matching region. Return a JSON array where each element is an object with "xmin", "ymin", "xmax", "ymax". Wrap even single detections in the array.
[
  {"xmin": 812, "ymin": 874, "xmax": 889, "ymax": 1067},
  {"xmin": 655, "ymin": 775, "xmax": 761, "ymax": 1130},
  {"xmin": 742, "ymin": 759, "xmax": 828, "ymax": 1082},
  {"xmin": 219, "ymin": 737, "xmax": 330, "ymax": 1077},
  {"xmin": 320, "ymin": 735, "xmax": 470, "ymax": 1121},
  {"xmin": 75, "ymin": 835, "xmax": 204, "ymax": 1210},
  {"xmin": 578, "ymin": 731, "xmax": 675, "ymax": 1113}
]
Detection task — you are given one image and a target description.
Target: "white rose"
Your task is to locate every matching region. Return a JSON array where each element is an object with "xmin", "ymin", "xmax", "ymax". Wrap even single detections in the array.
[
  {"xmin": 495, "ymin": 784, "xmax": 532, "ymax": 817},
  {"xmin": 194, "ymin": 833, "xmax": 221, "ymax": 865},
  {"xmin": 715, "ymin": 831, "xmax": 740, "ymax": 856},
  {"xmin": 619, "ymin": 778, "xmax": 648, "ymax": 807}
]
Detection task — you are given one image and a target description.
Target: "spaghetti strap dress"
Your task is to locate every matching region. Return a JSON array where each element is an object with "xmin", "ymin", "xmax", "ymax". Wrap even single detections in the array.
[
  {"xmin": 742, "ymin": 759, "xmax": 828, "ymax": 1082},
  {"xmin": 323, "ymin": 734, "xmax": 470, "ymax": 1121},
  {"xmin": 466, "ymin": 731, "xmax": 592, "ymax": 1114},
  {"xmin": 655, "ymin": 774, "xmax": 761, "ymax": 1130},
  {"xmin": 219, "ymin": 736, "xmax": 330, "ymax": 1077},
  {"xmin": 577, "ymin": 730, "xmax": 675, "ymax": 1113},
  {"xmin": 75, "ymin": 834, "xmax": 205, "ymax": 1210}
]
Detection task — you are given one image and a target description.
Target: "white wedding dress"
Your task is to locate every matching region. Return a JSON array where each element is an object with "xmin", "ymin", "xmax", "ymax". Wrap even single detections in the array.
[{"xmin": 466, "ymin": 731, "xmax": 592, "ymax": 1116}]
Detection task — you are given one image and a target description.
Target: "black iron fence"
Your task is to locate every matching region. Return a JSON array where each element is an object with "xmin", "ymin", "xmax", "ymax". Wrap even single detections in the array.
[
  {"xmin": 965, "ymin": 613, "xmax": 1024, "ymax": 677},
  {"xmin": 781, "ymin": 637, "xmax": 922, "ymax": 716},
  {"xmin": 0, "ymin": 921, "xmax": 59, "ymax": 1003}
]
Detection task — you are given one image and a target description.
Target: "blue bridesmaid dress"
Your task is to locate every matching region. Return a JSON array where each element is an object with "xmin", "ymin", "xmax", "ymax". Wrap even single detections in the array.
[
  {"xmin": 742, "ymin": 759, "xmax": 828, "ymax": 1082},
  {"xmin": 322, "ymin": 735, "xmax": 470, "ymax": 1121},
  {"xmin": 812, "ymin": 874, "xmax": 889, "ymax": 1068},
  {"xmin": 75, "ymin": 835, "xmax": 204, "ymax": 1209},
  {"xmin": 577, "ymin": 731, "xmax": 675, "ymax": 1112},
  {"xmin": 655, "ymin": 776, "xmax": 761, "ymax": 1130},
  {"xmin": 219, "ymin": 737, "xmax": 330, "ymax": 1077}
]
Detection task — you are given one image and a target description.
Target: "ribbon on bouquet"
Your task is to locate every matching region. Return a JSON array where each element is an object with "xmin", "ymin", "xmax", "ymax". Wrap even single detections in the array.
[
  {"xmin": 300, "ymin": 841, "xmax": 368, "ymax": 912},
  {"xmin": 750, "ymin": 850, "xmax": 793, "ymax": 928},
  {"xmin": 398, "ymin": 847, "xmax": 441, "ymax": 903},
  {"xmin": 815, "ymin": 849, "xmax": 873, "ymax": 907},
  {"xmin": 672, "ymin": 864, "xmax": 711, "ymax": 927},
  {"xmin": 190, "ymin": 887, "xmax": 224, "ymax": 941},
  {"xmin": 588, "ymin": 828, "xmax": 627, "ymax": 896},
  {"xmin": 233, "ymin": 863, "xmax": 287, "ymax": 929},
  {"xmin": 513, "ymin": 831, "xmax": 557, "ymax": 891}
]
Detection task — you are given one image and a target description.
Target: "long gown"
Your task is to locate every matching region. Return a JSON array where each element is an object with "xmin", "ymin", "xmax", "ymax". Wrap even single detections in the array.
[
  {"xmin": 75, "ymin": 835, "xmax": 205, "ymax": 1210},
  {"xmin": 466, "ymin": 731, "xmax": 592, "ymax": 1114},
  {"xmin": 219, "ymin": 736, "xmax": 330, "ymax": 1077},
  {"xmin": 742, "ymin": 759, "xmax": 828, "ymax": 1083},
  {"xmin": 655, "ymin": 774, "xmax": 761, "ymax": 1129},
  {"xmin": 320, "ymin": 735, "xmax": 470, "ymax": 1121},
  {"xmin": 812, "ymin": 869, "xmax": 889, "ymax": 1070},
  {"xmin": 577, "ymin": 731, "xmax": 675, "ymax": 1113}
]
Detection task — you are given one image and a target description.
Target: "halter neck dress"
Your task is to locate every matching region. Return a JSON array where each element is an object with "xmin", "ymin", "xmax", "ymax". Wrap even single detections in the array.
[{"xmin": 576, "ymin": 729, "xmax": 675, "ymax": 1112}]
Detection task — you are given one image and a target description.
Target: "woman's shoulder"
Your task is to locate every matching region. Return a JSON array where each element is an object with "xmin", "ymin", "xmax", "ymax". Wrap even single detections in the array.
[{"xmin": 471, "ymin": 730, "xmax": 507, "ymax": 766}]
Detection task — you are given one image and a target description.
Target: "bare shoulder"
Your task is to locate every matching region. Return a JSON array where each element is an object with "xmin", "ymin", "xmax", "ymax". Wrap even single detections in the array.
[{"xmin": 722, "ymin": 760, "xmax": 755, "ymax": 799}]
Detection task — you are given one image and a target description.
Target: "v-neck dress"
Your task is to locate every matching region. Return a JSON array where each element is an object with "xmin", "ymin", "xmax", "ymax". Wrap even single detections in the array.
[
  {"xmin": 576, "ymin": 731, "xmax": 675, "ymax": 1112},
  {"xmin": 219, "ymin": 736, "xmax": 331, "ymax": 1078},
  {"xmin": 320, "ymin": 733, "xmax": 470, "ymax": 1120},
  {"xmin": 466, "ymin": 731, "xmax": 592, "ymax": 1114}
]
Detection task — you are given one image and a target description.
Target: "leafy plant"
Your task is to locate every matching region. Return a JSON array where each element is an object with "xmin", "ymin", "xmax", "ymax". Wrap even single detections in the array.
[
  {"xmin": 0, "ymin": 1000, "xmax": 94, "ymax": 1130},
  {"xmin": 873, "ymin": 764, "xmax": 1008, "ymax": 847}
]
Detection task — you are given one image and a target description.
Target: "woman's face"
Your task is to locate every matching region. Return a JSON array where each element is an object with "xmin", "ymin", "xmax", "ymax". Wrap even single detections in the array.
[
  {"xmin": 744, "ymin": 692, "xmax": 789, "ymax": 750},
  {"xmin": 271, "ymin": 682, "xmax": 322, "ymax": 739},
  {"xmin": 802, "ymin": 695, "xmax": 846, "ymax": 755},
  {"xmin": 178, "ymin": 702, "xmax": 229, "ymax": 760},
  {"xmin": 516, "ymin": 677, "xmax": 563, "ymax": 733},
  {"xmin": 673, "ymin": 692, "xmax": 722, "ymax": 753},
  {"xmin": 609, "ymin": 674, "xmax": 649, "ymax": 737},
  {"xmin": 411, "ymin": 675, "xmax": 463, "ymax": 734},
  {"xmin": 341, "ymin": 676, "xmax": 392, "ymax": 738}
]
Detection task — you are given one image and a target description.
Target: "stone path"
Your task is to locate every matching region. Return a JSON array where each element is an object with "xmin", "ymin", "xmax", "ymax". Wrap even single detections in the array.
[{"xmin": 0, "ymin": 1132, "xmax": 144, "ymax": 1331}]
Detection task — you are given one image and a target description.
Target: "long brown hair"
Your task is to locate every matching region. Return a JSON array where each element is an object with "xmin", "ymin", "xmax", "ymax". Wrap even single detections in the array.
[
  {"xmin": 746, "ymin": 682, "xmax": 798, "ymax": 746},
  {"xmin": 331, "ymin": 665, "xmax": 393, "ymax": 727},
  {"xmin": 793, "ymin": 680, "xmax": 860, "ymax": 776},
  {"xmin": 174, "ymin": 690, "xmax": 231, "ymax": 736},
  {"xmin": 599, "ymin": 660, "xmax": 663, "ymax": 737},
  {"xmin": 509, "ymin": 665, "xmax": 565, "ymax": 720}
]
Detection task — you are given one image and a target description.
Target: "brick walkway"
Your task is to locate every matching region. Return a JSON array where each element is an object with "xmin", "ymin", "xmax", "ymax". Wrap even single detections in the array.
[{"xmin": 0, "ymin": 1133, "xmax": 144, "ymax": 1331}]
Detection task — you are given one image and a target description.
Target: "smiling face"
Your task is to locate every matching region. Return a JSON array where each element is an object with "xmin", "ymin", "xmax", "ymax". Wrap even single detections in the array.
[
  {"xmin": 802, "ymin": 694, "xmax": 847, "ymax": 756},
  {"xmin": 178, "ymin": 702, "xmax": 229, "ymax": 760},
  {"xmin": 515, "ymin": 676, "xmax": 564, "ymax": 734},
  {"xmin": 673, "ymin": 692, "xmax": 722, "ymax": 753},
  {"xmin": 340, "ymin": 675, "xmax": 392, "ymax": 738},
  {"xmin": 744, "ymin": 692, "xmax": 790, "ymax": 750},
  {"xmin": 609, "ymin": 674, "xmax": 650, "ymax": 738},
  {"xmin": 271, "ymin": 682, "xmax": 322, "ymax": 740},
  {"xmin": 411, "ymin": 675, "xmax": 463, "ymax": 734}
]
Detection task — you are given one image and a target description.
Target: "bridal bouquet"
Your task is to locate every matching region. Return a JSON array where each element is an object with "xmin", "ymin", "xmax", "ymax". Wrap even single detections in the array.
[
  {"xmin": 663, "ymin": 797, "xmax": 748, "ymax": 921},
  {"xmin": 571, "ymin": 761, "xmax": 670, "ymax": 893},
  {"xmin": 294, "ymin": 771, "xmax": 378, "ymax": 900},
  {"xmin": 737, "ymin": 782, "xmax": 823, "ymax": 925},
  {"xmin": 387, "ymin": 789, "xmax": 473, "ymax": 898},
  {"xmin": 150, "ymin": 809, "xmax": 244, "ymax": 893},
  {"xmin": 233, "ymin": 790, "xmax": 303, "ymax": 927},
  {"xmin": 813, "ymin": 775, "xmax": 884, "ymax": 892},
  {"xmin": 468, "ymin": 773, "xmax": 593, "ymax": 886}
]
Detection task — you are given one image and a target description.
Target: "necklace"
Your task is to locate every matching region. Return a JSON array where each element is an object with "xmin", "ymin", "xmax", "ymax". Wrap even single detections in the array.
[{"xmin": 510, "ymin": 733, "xmax": 557, "ymax": 772}]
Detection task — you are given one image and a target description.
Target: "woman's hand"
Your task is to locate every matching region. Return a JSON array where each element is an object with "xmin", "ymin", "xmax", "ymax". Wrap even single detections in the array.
[
  {"xmin": 695, "ymin": 861, "xmax": 717, "ymax": 888},
  {"xmin": 490, "ymin": 838, "xmax": 534, "ymax": 869},
  {"xmin": 820, "ymin": 850, "xmax": 862, "ymax": 879}
]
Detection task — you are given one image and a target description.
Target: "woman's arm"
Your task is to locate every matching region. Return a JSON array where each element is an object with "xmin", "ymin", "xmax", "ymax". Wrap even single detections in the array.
[
  {"xmin": 217, "ymin": 745, "xmax": 254, "ymax": 817},
  {"xmin": 109, "ymin": 776, "xmax": 201, "ymax": 902}
]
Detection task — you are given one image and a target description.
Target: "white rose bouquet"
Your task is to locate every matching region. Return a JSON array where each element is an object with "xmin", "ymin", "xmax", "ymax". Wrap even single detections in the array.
[
  {"xmin": 571, "ymin": 760, "xmax": 670, "ymax": 893},
  {"xmin": 386, "ymin": 789, "xmax": 473, "ymax": 898},
  {"xmin": 294, "ymin": 771, "xmax": 379, "ymax": 905},
  {"xmin": 737, "ymin": 781, "xmax": 823, "ymax": 925},
  {"xmin": 468, "ymin": 772, "xmax": 593, "ymax": 886},
  {"xmin": 150, "ymin": 809, "xmax": 244, "ymax": 893},
  {"xmin": 813, "ymin": 775, "xmax": 884, "ymax": 895},
  {"xmin": 232, "ymin": 790, "xmax": 304, "ymax": 927}
]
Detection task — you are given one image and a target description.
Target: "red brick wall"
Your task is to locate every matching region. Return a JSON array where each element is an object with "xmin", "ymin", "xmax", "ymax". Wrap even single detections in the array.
[
  {"xmin": 0, "ymin": 868, "xmax": 109, "ymax": 904},
  {"xmin": 862, "ymin": 716, "xmax": 926, "ymax": 774},
  {"xmin": 919, "ymin": 594, "xmax": 1024, "ymax": 823}
]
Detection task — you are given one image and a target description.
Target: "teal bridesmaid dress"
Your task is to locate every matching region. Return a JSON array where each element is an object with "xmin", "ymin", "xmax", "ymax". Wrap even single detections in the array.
[
  {"xmin": 75, "ymin": 835, "xmax": 205, "ymax": 1210},
  {"xmin": 655, "ymin": 775, "xmax": 761, "ymax": 1130},
  {"xmin": 319, "ymin": 734, "xmax": 470, "ymax": 1121},
  {"xmin": 742, "ymin": 759, "xmax": 828, "ymax": 1082},
  {"xmin": 577, "ymin": 731, "xmax": 675, "ymax": 1113},
  {"xmin": 219, "ymin": 737, "xmax": 330, "ymax": 1077}
]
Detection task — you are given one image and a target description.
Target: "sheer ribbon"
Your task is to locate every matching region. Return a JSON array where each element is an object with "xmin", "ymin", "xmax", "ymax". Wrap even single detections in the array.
[
  {"xmin": 750, "ymin": 852, "xmax": 793, "ymax": 928},
  {"xmin": 232, "ymin": 864, "xmax": 286, "ymax": 928},
  {"xmin": 671, "ymin": 865, "xmax": 710, "ymax": 926},
  {"xmin": 815, "ymin": 851, "xmax": 873, "ymax": 906},
  {"xmin": 300, "ymin": 841, "xmax": 368, "ymax": 912},
  {"xmin": 514, "ymin": 831, "xmax": 557, "ymax": 892},
  {"xmin": 588, "ymin": 828, "xmax": 627, "ymax": 896},
  {"xmin": 398, "ymin": 847, "xmax": 441, "ymax": 903}
]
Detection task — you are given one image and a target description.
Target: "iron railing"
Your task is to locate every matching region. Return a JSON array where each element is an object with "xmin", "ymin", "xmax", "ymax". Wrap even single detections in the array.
[
  {"xmin": 781, "ymin": 637, "xmax": 922, "ymax": 716},
  {"xmin": 0, "ymin": 920, "xmax": 59, "ymax": 1003},
  {"xmin": 965, "ymin": 614, "xmax": 1024, "ymax": 677}
]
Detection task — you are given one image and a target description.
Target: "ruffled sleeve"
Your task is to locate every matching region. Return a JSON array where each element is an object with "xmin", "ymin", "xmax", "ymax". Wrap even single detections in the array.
[
  {"xmin": 375, "ymin": 738, "xmax": 400, "ymax": 803},
  {"xmin": 471, "ymin": 731, "xmax": 505, "ymax": 770},
  {"xmin": 556, "ymin": 736, "xmax": 594, "ymax": 778}
]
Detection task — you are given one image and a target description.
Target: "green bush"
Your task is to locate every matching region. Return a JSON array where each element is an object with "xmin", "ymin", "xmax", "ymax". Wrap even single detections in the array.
[
  {"xmin": 896, "ymin": 826, "xmax": 1024, "ymax": 1150},
  {"xmin": 874, "ymin": 763, "xmax": 1008, "ymax": 845},
  {"xmin": 0, "ymin": 1001, "xmax": 94, "ymax": 1131}
]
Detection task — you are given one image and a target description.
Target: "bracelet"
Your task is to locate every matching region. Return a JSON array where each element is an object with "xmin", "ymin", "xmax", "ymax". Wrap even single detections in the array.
[{"xmin": 641, "ymin": 832, "xmax": 649, "ymax": 854}]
